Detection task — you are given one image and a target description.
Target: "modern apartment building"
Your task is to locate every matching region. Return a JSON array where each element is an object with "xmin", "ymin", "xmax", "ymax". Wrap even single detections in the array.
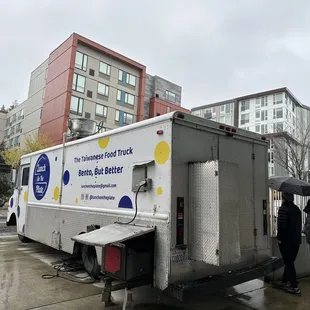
[
  {"xmin": 191, "ymin": 87, "xmax": 310, "ymax": 177},
  {"xmin": 3, "ymin": 33, "xmax": 188, "ymax": 148},
  {"xmin": 0, "ymin": 110, "xmax": 7, "ymax": 143}
]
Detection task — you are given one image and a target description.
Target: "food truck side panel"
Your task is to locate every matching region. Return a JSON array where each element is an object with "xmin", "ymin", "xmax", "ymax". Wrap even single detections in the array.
[{"xmin": 169, "ymin": 116, "xmax": 271, "ymax": 284}]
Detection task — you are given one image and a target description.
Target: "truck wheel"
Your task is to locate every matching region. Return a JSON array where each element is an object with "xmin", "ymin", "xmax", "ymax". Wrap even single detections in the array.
[
  {"xmin": 18, "ymin": 234, "xmax": 31, "ymax": 243},
  {"xmin": 81, "ymin": 244, "xmax": 101, "ymax": 279}
]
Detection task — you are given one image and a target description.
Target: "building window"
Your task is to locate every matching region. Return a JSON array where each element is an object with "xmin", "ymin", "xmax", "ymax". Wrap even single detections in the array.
[
  {"xmin": 117, "ymin": 90, "xmax": 135, "ymax": 105},
  {"xmin": 255, "ymin": 98, "xmax": 260, "ymax": 108},
  {"xmin": 165, "ymin": 90, "xmax": 176, "ymax": 103},
  {"xmin": 261, "ymin": 96, "xmax": 268, "ymax": 107},
  {"xmin": 255, "ymin": 125, "xmax": 260, "ymax": 133},
  {"xmin": 125, "ymin": 93, "xmax": 134, "ymax": 105},
  {"xmin": 14, "ymin": 136, "xmax": 20, "ymax": 147},
  {"xmin": 273, "ymin": 93, "xmax": 283, "ymax": 104},
  {"xmin": 16, "ymin": 122, "xmax": 21, "ymax": 133},
  {"xmin": 99, "ymin": 62, "xmax": 111, "ymax": 76},
  {"xmin": 119, "ymin": 70, "xmax": 136, "ymax": 87},
  {"xmin": 89, "ymin": 69, "xmax": 95, "ymax": 76},
  {"xmin": 255, "ymin": 111, "xmax": 260, "ymax": 119},
  {"xmin": 240, "ymin": 113, "xmax": 250, "ymax": 125},
  {"xmin": 240, "ymin": 100, "xmax": 250, "ymax": 112},
  {"xmin": 126, "ymin": 73, "xmax": 136, "ymax": 87},
  {"xmin": 115, "ymin": 110, "xmax": 134, "ymax": 125},
  {"xmin": 75, "ymin": 51, "xmax": 88, "ymax": 71},
  {"xmin": 261, "ymin": 110, "xmax": 268, "ymax": 121},
  {"xmin": 20, "ymin": 109, "xmax": 24, "ymax": 118},
  {"xmin": 97, "ymin": 83, "xmax": 109, "ymax": 97},
  {"xmin": 220, "ymin": 105, "xmax": 225, "ymax": 113},
  {"xmin": 273, "ymin": 122, "xmax": 284, "ymax": 133},
  {"xmin": 261, "ymin": 124, "xmax": 268, "ymax": 134},
  {"xmin": 12, "ymin": 113, "xmax": 16, "ymax": 123},
  {"xmin": 95, "ymin": 104, "xmax": 108, "ymax": 117},
  {"xmin": 273, "ymin": 107, "xmax": 283, "ymax": 119},
  {"xmin": 70, "ymin": 96, "xmax": 84, "ymax": 115},
  {"xmin": 167, "ymin": 106, "xmax": 171, "ymax": 113},
  {"xmin": 6, "ymin": 117, "xmax": 10, "ymax": 126},
  {"xmin": 72, "ymin": 73, "xmax": 86, "ymax": 93}
]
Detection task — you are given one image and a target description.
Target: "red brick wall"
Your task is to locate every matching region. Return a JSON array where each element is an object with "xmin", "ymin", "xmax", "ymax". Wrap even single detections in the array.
[
  {"xmin": 149, "ymin": 97, "xmax": 189, "ymax": 118},
  {"xmin": 40, "ymin": 34, "xmax": 75, "ymax": 145}
]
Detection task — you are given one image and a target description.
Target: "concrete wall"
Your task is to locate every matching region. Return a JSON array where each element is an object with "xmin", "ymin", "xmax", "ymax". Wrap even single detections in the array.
[
  {"xmin": 22, "ymin": 59, "xmax": 48, "ymax": 144},
  {"xmin": 144, "ymin": 74, "xmax": 182, "ymax": 119},
  {"xmin": 74, "ymin": 44, "xmax": 140, "ymax": 131},
  {"xmin": 0, "ymin": 111, "xmax": 7, "ymax": 142}
]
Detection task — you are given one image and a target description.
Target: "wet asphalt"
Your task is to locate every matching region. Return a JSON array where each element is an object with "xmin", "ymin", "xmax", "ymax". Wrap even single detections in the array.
[{"xmin": 1, "ymin": 205, "xmax": 310, "ymax": 309}]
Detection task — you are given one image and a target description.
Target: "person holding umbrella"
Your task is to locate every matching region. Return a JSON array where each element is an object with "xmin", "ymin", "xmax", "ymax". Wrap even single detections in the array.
[{"xmin": 275, "ymin": 192, "xmax": 302, "ymax": 295}]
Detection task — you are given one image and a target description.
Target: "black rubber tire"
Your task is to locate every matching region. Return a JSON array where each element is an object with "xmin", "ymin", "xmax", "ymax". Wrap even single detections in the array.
[
  {"xmin": 18, "ymin": 234, "xmax": 31, "ymax": 243},
  {"xmin": 81, "ymin": 244, "xmax": 101, "ymax": 279}
]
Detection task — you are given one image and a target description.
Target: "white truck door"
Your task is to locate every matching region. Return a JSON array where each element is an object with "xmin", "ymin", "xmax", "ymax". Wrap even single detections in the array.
[{"xmin": 17, "ymin": 164, "xmax": 30, "ymax": 235}]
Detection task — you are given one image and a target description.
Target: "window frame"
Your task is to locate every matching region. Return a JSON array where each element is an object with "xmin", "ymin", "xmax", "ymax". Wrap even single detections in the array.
[
  {"xmin": 240, "ymin": 113, "xmax": 250, "ymax": 125},
  {"xmin": 165, "ymin": 90, "xmax": 176, "ymax": 103},
  {"xmin": 99, "ymin": 62, "xmax": 111, "ymax": 76},
  {"xmin": 70, "ymin": 96, "xmax": 84, "ymax": 116},
  {"xmin": 95, "ymin": 104, "xmax": 108, "ymax": 118},
  {"xmin": 75, "ymin": 51, "xmax": 88, "ymax": 71},
  {"xmin": 72, "ymin": 73, "xmax": 86, "ymax": 93},
  {"xmin": 97, "ymin": 82, "xmax": 109, "ymax": 97},
  {"xmin": 126, "ymin": 73, "xmax": 136, "ymax": 87},
  {"xmin": 21, "ymin": 167, "xmax": 30, "ymax": 186}
]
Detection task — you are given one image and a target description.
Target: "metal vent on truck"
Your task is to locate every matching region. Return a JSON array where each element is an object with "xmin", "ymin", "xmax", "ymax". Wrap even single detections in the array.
[{"xmin": 67, "ymin": 117, "xmax": 97, "ymax": 141}]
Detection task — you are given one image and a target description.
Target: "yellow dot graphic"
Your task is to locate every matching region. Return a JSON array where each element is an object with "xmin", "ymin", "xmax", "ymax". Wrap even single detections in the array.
[
  {"xmin": 98, "ymin": 137, "xmax": 110, "ymax": 149},
  {"xmin": 154, "ymin": 141, "xmax": 170, "ymax": 165},
  {"xmin": 23, "ymin": 191, "xmax": 28, "ymax": 202},
  {"xmin": 75, "ymin": 198, "xmax": 79, "ymax": 204},
  {"xmin": 157, "ymin": 187, "xmax": 163, "ymax": 195},
  {"xmin": 53, "ymin": 187, "xmax": 60, "ymax": 201}
]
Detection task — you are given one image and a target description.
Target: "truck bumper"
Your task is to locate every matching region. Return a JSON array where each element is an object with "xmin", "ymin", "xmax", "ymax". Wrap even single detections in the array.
[{"xmin": 168, "ymin": 256, "xmax": 284, "ymax": 302}]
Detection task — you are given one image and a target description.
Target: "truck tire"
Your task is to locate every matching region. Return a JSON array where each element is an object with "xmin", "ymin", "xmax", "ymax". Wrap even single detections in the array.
[
  {"xmin": 81, "ymin": 244, "xmax": 101, "ymax": 279},
  {"xmin": 18, "ymin": 234, "xmax": 31, "ymax": 243}
]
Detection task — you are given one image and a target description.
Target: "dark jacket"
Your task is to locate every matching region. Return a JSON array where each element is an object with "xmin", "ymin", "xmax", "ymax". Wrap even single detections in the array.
[
  {"xmin": 277, "ymin": 201, "xmax": 302, "ymax": 244},
  {"xmin": 303, "ymin": 204, "xmax": 310, "ymax": 244}
]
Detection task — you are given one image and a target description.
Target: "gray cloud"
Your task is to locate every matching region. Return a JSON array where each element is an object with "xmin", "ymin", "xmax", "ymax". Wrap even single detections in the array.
[{"xmin": 1, "ymin": 0, "xmax": 310, "ymax": 109}]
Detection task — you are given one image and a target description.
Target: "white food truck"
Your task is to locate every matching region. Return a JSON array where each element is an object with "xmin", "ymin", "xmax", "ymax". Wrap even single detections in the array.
[{"xmin": 7, "ymin": 111, "xmax": 282, "ymax": 304}]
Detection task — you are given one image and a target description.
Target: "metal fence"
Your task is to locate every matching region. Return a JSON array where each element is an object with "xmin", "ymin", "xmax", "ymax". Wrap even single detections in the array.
[{"xmin": 269, "ymin": 189, "xmax": 308, "ymax": 237}]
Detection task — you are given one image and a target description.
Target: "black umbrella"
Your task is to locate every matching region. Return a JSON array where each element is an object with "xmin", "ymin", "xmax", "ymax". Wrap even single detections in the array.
[{"xmin": 269, "ymin": 176, "xmax": 310, "ymax": 196}]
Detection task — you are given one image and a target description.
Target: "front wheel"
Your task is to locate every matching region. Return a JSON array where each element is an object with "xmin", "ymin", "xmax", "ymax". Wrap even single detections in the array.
[{"xmin": 18, "ymin": 234, "xmax": 31, "ymax": 243}]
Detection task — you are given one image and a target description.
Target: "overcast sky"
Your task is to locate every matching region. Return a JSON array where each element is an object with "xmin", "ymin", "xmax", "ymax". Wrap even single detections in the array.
[{"xmin": 1, "ymin": 0, "xmax": 310, "ymax": 110}]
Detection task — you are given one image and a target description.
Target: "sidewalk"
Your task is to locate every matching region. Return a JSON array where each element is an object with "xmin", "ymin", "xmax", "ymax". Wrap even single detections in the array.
[{"xmin": 0, "ymin": 203, "xmax": 8, "ymax": 218}]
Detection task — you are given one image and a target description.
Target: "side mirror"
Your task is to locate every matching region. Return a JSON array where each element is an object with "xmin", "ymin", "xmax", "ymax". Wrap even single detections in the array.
[{"xmin": 11, "ymin": 169, "xmax": 16, "ymax": 184}]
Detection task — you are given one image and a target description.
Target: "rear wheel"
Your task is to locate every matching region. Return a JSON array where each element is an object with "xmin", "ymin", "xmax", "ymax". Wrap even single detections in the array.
[
  {"xmin": 81, "ymin": 244, "xmax": 101, "ymax": 279},
  {"xmin": 18, "ymin": 234, "xmax": 31, "ymax": 243},
  {"xmin": 73, "ymin": 232, "xmax": 101, "ymax": 279}
]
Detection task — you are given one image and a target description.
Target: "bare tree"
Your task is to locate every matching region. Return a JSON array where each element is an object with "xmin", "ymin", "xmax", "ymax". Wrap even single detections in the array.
[{"xmin": 266, "ymin": 123, "xmax": 310, "ymax": 180}]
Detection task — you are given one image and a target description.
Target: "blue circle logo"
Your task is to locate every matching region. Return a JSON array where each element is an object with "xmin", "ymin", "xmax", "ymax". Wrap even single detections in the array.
[{"xmin": 33, "ymin": 154, "xmax": 50, "ymax": 200}]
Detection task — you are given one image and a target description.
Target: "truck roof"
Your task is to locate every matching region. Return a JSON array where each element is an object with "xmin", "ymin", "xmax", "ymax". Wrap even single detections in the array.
[{"xmin": 21, "ymin": 111, "xmax": 267, "ymax": 159}]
